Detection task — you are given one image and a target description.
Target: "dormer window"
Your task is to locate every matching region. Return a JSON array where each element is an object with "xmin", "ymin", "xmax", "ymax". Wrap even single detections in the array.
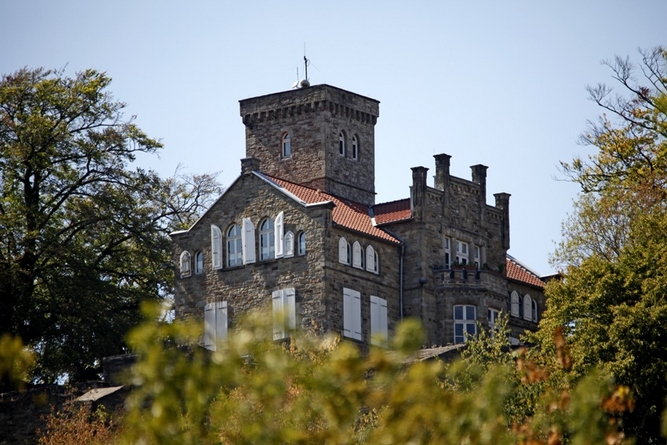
[
  {"xmin": 282, "ymin": 132, "xmax": 291, "ymax": 158},
  {"xmin": 339, "ymin": 131, "xmax": 346, "ymax": 157},
  {"xmin": 351, "ymin": 135, "xmax": 358, "ymax": 160}
]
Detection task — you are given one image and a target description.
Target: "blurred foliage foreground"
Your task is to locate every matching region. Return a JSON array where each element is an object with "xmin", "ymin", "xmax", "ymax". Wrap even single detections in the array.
[{"xmin": 29, "ymin": 305, "xmax": 639, "ymax": 445}]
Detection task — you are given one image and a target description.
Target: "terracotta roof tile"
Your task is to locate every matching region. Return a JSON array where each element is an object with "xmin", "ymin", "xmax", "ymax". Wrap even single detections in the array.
[
  {"xmin": 372, "ymin": 199, "xmax": 412, "ymax": 225},
  {"xmin": 506, "ymin": 255, "xmax": 545, "ymax": 289},
  {"xmin": 261, "ymin": 174, "xmax": 401, "ymax": 244}
]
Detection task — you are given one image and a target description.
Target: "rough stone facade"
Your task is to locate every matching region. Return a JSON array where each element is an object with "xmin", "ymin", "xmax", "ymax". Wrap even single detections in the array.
[{"xmin": 171, "ymin": 83, "xmax": 547, "ymax": 348}]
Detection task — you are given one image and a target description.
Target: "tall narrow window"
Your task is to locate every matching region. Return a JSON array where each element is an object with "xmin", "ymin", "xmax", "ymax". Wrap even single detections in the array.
[
  {"xmin": 456, "ymin": 241, "xmax": 469, "ymax": 265},
  {"xmin": 179, "ymin": 251, "xmax": 191, "ymax": 278},
  {"xmin": 282, "ymin": 132, "xmax": 291, "ymax": 158},
  {"xmin": 260, "ymin": 218, "xmax": 275, "ymax": 260},
  {"xmin": 338, "ymin": 131, "xmax": 346, "ymax": 156},
  {"xmin": 242, "ymin": 218, "xmax": 256, "ymax": 264},
  {"xmin": 227, "ymin": 224, "xmax": 243, "ymax": 267},
  {"xmin": 194, "ymin": 251, "xmax": 203, "ymax": 274},
  {"xmin": 510, "ymin": 291, "xmax": 520, "ymax": 317},
  {"xmin": 211, "ymin": 225, "xmax": 222, "ymax": 270},
  {"xmin": 531, "ymin": 299, "xmax": 538, "ymax": 322},
  {"xmin": 204, "ymin": 300, "xmax": 227, "ymax": 351},
  {"xmin": 444, "ymin": 237, "xmax": 451, "ymax": 268},
  {"xmin": 473, "ymin": 245, "xmax": 481, "ymax": 268},
  {"xmin": 343, "ymin": 288, "xmax": 362, "ymax": 341},
  {"xmin": 488, "ymin": 308, "xmax": 500, "ymax": 330},
  {"xmin": 272, "ymin": 288, "xmax": 296, "ymax": 340},
  {"xmin": 352, "ymin": 241, "xmax": 363, "ymax": 269},
  {"xmin": 366, "ymin": 245, "xmax": 378, "ymax": 274},
  {"xmin": 339, "ymin": 237, "xmax": 350, "ymax": 265},
  {"xmin": 284, "ymin": 231, "xmax": 294, "ymax": 258},
  {"xmin": 370, "ymin": 295, "xmax": 388, "ymax": 346},
  {"xmin": 351, "ymin": 135, "xmax": 359, "ymax": 160},
  {"xmin": 523, "ymin": 295, "xmax": 533, "ymax": 321},
  {"xmin": 298, "ymin": 232, "xmax": 306, "ymax": 256},
  {"xmin": 274, "ymin": 212, "xmax": 284, "ymax": 258},
  {"xmin": 454, "ymin": 305, "xmax": 476, "ymax": 344}
]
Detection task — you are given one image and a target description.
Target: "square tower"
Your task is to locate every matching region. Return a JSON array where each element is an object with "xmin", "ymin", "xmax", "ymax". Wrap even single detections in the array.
[{"xmin": 240, "ymin": 84, "xmax": 379, "ymax": 205}]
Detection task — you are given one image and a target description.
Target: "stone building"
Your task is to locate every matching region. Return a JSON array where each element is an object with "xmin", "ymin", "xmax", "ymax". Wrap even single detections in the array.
[{"xmin": 170, "ymin": 83, "xmax": 546, "ymax": 348}]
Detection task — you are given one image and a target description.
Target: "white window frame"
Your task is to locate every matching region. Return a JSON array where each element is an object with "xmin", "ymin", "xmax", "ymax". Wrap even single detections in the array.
[
  {"xmin": 351, "ymin": 135, "xmax": 359, "ymax": 160},
  {"xmin": 338, "ymin": 131, "xmax": 346, "ymax": 157},
  {"xmin": 227, "ymin": 224, "xmax": 243, "ymax": 267},
  {"xmin": 444, "ymin": 237, "xmax": 451, "ymax": 268},
  {"xmin": 194, "ymin": 251, "xmax": 203, "ymax": 275},
  {"xmin": 297, "ymin": 232, "xmax": 306, "ymax": 256},
  {"xmin": 282, "ymin": 132, "xmax": 291, "ymax": 158},
  {"xmin": 204, "ymin": 300, "xmax": 227, "ymax": 351},
  {"xmin": 352, "ymin": 241, "xmax": 363, "ymax": 269},
  {"xmin": 260, "ymin": 218, "xmax": 275, "ymax": 261},
  {"xmin": 370, "ymin": 295, "xmax": 388, "ymax": 346},
  {"xmin": 343, "ymin": 288, "xmax": 362, "ymax": 341},
  {"xmin": 211, "ymin": 225, "xmax": 222, "ymax": 270},
  {"xmin": 473, "ymin": 245, "xmax": 481, "ymax": 269},
  {"xmin": 179, "ymin": 251, "xmax": 191, "ymax": 278},
  {"xmin": 455, "ymin": 241, "xmax": 469, "ymax": 265},
  {"xmin": 272, "ymin": 288, "xmax": 296, "ymax": 340},
  {"xmin": 242, "ymin": 218, "xmax": 256, "ymax": 264},
  {"xmin": 523, "ymin": 295, "xmax": 533, "ymax": 321},
  {"xmin": 453, "ymin": 304, "xmax": 476, "ymax": 344},
  {"xmin": 284, "ymin": 231, "xmax": 294, "ymax": 258},
  {"xmin": 510, "ymin": 291, "xmax": 520, "ymax": 317},
  {"xmin": 274, "ymin": 211, "xmax": 284, "ymax": 258},
  {"xmin": 366, "ymin": 245, "xmax": 378, "ymax": 274},
  {"xmin": 338, "ymin": 237, "xmax": 350, "ymax": 265}
]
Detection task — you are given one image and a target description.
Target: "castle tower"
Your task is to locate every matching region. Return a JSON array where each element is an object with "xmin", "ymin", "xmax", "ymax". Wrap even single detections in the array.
[{"xmin": 239, "ymin": 84, "xmax": 379, "ymax": 205}]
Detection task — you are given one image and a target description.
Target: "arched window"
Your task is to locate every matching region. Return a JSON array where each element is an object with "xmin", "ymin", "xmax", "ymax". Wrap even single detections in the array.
[
  {"xmin": 338, "ymin": 131, "xmax": 346, "ymax": 157},
  {"xmin": 366, "ymin": 245, "xmax": 379, "ymax": 274},
  {"xmin": 227, "ymin": 224, "xmax": 243, "ymax": 267},
  {"xmin": 523, "ymin": 295, "xmax": 533, "ymax": 321},
  {"xmin": 260, "ymin": 218, "xmax": 275, "ymax": 260},
  {"xmin": 211, "ymin": 225, "xmax": 222, "ymax": 270},
  {"xmin": 298, "ymin": 232, "xmax": 306, "ymax": 256},
  {"xmin": 284, "ymin": 231, "xmax": 294, "ymax": 257},
  {"xmin": 338, "ymin": 237, "xmax": 350, "ymax": 264},
  {"xmin": 282, "ymin": 132, "xmax": 291, "ymax": 158},
  {"xmin": 532, "ymin": 299, "xmax": 538, "ymax": 322},
  {"xmin": 194, "ymin": 251, "xmax": 203, "ymax": 274},
  {"xmin": 510, "ymin": 291, "xmax": 520, "ymax": 317},
  {"xmin": 352, "ymin": 241, "xmax": 363, "ymax": 269},
  {"xmin": 179, "ymin": 251, "xmax": 191, "ymax": 278},
  {"xmin": 351, "ymin": 135, "xmax": 359, "ymax": 160}
]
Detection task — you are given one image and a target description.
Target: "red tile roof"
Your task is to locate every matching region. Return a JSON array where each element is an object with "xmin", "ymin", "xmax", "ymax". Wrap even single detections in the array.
[
  {"xmin": 506, "ymin": 255, "xmax": 545, "ymax": 289},
  {"xmin": 260, "ymin": 174, "xmax": 402, "ymax": 244},
  {"xmin": 372, "ymin": 198, "xmax": 412, "ymax": 225}
]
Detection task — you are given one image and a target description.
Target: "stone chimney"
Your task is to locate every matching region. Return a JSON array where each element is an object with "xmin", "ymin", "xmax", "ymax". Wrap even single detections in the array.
[
  {"xmin": 241, "ymin": 157, "xmax": 260, "ymax": 175},
  {"xmin": 494, "ymin": 192, "xmax": 511, "ymax": 250},
  {"xmin": 433, "ymin": 153, "xmax": 451, "ymax": 191},
  {"xmin": 411, "ymin": 166, "xmax": 428, "ymax": 222}
]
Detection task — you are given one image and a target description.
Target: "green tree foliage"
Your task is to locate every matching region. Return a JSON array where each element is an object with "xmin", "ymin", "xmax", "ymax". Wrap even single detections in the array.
[
  {"xmin": 0, "ymin": 68, "xmax": 221, "ymax": 382},
  {"xmin": 540, "ymin": 46, "xmax": 667, "ymax": 443},
  {"xmin": 116, "ymin": 307, "xmax": 633, "ymax": 445}
]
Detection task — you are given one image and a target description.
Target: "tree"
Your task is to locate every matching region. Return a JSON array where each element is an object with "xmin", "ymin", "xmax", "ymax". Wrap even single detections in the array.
[
  {"xmin": 539, "ymin": 46, "xmax": 667, "ymax": 443},
  {"xmin": 0, "ymin": 68, "xmax": 221, "ymax": 382}
]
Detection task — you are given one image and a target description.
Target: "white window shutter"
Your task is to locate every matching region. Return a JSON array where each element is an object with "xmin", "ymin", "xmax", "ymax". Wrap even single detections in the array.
[
  {"xmin": 204, "ymin": 303, "xmax": 216, "ymax": 351},
  {"xmin": 273, "ymin": 290, "xmax": 284, "ymax": 340},
  {"xmin": 370, "ymin": 296, "xmax": 388, "ymax": 346},
  {"xmin": 180, "ymin": 251, "xmax": 191, "ymax": 278},
  {"xmin": 511, "ymin": 291, "xmax": 520, "ymax": 317},
  {"xmin": 343, "ymin": 288, "xmax": 362, "ymax": 341},
  {"xmin": 242, "ymin": 218, "xmax": 256, "ymax": 264},
  {"xmin": 284, "ymin": 231, "xmax": 294, "ymax": 257},
  {"xmin": 211, "ymin": 225, "xmax": 222, "ymax": 270},
  {"xmin": 216, "ymin": 301, "xmax": 228, "ymax": 342},
  {"xmin": 339, "ymin": 238, "xmax": 348, "ymax": 264},
  {"xmin": 352, "ymin": 242, "xmax": 362, "ymax": 268},
  {"xmin": 275, "ymin": 211, "xmax": 284, "ymax": 258},
  {"xmin": 285, "ymin": 288, "xmax": 296, "ymax": 330},
  {"xmin": 366, "ymin": 246, "xmax": 375, "ymax": 272},
  {"xmin": 523, "ymin": 295, "xmax": 532, "ymax": 321}
]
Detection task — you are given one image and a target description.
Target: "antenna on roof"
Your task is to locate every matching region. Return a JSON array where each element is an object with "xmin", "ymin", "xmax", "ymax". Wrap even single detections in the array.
[{"xmin": 292, "ymin": 45, "xmax": 311, "ymax": 89}]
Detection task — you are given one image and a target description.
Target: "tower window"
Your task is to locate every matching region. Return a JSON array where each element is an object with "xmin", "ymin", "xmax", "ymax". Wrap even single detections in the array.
[
  {"xmin": 454, "ymin": 305, "xmax": 476, "ymax": 344},
  {"xmin": 351, "ymin": 135, "xmax": 359, "ymax": 160},
  {"xmin": 281, "ymin": 132, "xmax": 291, "ymax": 158},
  {"xmin": 339, "ymin": 131, "xmax": 346, "ymax": 157}
]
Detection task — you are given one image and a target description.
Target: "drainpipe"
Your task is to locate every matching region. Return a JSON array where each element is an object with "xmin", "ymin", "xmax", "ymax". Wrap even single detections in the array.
[{"xmin": 399, "ymin": 242, "xmax": 405, "ymax": 321}]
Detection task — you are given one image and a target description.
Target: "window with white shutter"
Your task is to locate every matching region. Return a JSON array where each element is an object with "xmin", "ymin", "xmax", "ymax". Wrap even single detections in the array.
[
  {"xmin": 510, "ymin": 291, "xmax": 520, "ymax": 317},
  {"xmin": 366, "ymin": 245, "xmax": 378, "ymax": 274},
  {"xmin": 343, "ymin": 288, "xmax": 362, "ymax": 341},
  {"xmin": 352, "ymin": 241, "xmax": 362, "ymax": 268},
  {"xmin": 211, "ymin": 225, "xmax": 222, "ymax": 270},
  {"xmin": 180, "ymin": 251, "xmax": 191, "ymax": 278},
  {"xmin": 274, "ymin": 212, "xmax": 284, "ymax": 258},
  {"xmin": 227, "ymin": 224, "xmax": 243, "ymax": 267},
  {"xmin": 204, "ymin": 301, "xmax": 227, "ymax": 351},
  {"xmin": 242, "ymin": 218, "xmax": 255, "ymax": 264},
  {"xmin": 523, "ymin": 295, "xmax": 532, "ymax": 321},
  {"xmin": 370, "ymin": 295, "xmax": 388, "ymax": 346},
  {"xmin": 272, "ymin": 288, "xmax": 296, "ymax": 340},
  {"xmin": 339, "ymin": 237, "xmax": 350, "ymax": 264},
  {"xmin": 284, "ymin": 231, "xmax": 294, "ymax": 257}
]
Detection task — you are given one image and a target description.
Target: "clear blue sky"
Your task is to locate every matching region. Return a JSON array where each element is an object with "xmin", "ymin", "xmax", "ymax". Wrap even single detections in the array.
[{"xmin": 2, "ymin": 1, "xmax": 666, "ymax": 276}]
